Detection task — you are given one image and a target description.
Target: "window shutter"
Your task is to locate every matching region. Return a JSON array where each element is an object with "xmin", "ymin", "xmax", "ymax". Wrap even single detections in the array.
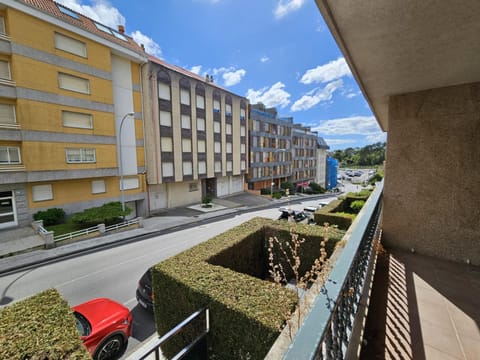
[
  {"xmin": 0, "ymin": 104, "xmax": 15, "ymax": 124},
  {"xmin": 55, "ymin": 33, "xmax": 87, "ymax": 57},
  {"xmin": 0, "ymin": 61, "xmax": 11, "ymax": 80},
  {"xmin": 32, "ymin": 184, "xmax": 53, "ymax": 202},
  {"xmin": 58, "ymin": 73, "xmax": 89, "ymax": 94},
  {"xmin": 62, "ymin": 111, "xmax": 92, "ymax": 128},
  {"xmin": 158, "ymin": 83, "xmax": 170, "ymax": 100}
]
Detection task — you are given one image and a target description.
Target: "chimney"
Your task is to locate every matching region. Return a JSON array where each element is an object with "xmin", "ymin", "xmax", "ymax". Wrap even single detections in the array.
[{"xmin": 118, "ymin": 25, "xmax": 125, "ymax": 34}]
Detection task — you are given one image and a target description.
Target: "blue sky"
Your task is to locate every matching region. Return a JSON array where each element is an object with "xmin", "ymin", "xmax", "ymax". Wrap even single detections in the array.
[{"xmin": 57, "ymin": 0, "xmax": 386, "ymax": 150}]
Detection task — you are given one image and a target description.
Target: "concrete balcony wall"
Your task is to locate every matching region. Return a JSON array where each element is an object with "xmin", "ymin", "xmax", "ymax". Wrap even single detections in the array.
[{"xmin": 383, "ymin": 81, "xmax": 480, "ymax": 265}]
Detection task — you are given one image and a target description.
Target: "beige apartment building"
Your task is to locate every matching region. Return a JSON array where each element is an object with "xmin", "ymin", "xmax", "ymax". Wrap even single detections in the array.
[{"xmin": 142, "ymin": 57, "xmax": 248, "ymax": 211}]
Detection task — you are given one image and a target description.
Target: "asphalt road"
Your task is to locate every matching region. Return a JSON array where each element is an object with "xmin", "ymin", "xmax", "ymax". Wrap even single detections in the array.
[{"xmin": 0, "ymin": 197, "xmax": 337, "ymax": 358}]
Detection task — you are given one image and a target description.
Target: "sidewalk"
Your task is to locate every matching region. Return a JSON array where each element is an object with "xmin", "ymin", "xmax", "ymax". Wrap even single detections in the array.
[{"xmin": 0, "ymin": 191, "xmax": 340, "ymax": 275}]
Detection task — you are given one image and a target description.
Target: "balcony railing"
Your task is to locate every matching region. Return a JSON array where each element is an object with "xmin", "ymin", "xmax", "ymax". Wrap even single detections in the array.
[{"xmin": 282, "ymin": 180, "xmax": 383, "ymax": 359}]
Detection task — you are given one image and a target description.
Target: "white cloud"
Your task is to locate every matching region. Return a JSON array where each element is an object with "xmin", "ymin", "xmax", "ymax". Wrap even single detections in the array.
[
  {"xmin": 274, "ymin": 0, "xmax": 306, "ymax": 19},
  {"xmin": 246, "ymin": 82, "xmax": 291, "ymax": 108},
  {"xmin": 190, "ymin": 65, "xmax": 202, "ymax": 75},
  {"xmin": 260, "ymin": 56, "xmax": 269, "ymax": 63},
  {"xmin": 222, "ymin": 69, "xmax": 246, "ymax": 86},
  {"xmin": 312, "ymin": 115, "xmax": 382, "ymax": 136},
  {"xmin": 324, "ymin": 138, "xmax": 357, "ymax": 146},
  {"xmin": 300, "ymin": 57, "xmax": 352, "ymax": 84},
  {"xmin": 131, "ymin": 31, "xmax": 162, "ymax": 57},
  {"xmin": 291, "ymin": 79, "xmax": 343, "ymax": 111},
  {"xmin": 366, "ymin": 132, "xmax": 387, "ymax": 143}
]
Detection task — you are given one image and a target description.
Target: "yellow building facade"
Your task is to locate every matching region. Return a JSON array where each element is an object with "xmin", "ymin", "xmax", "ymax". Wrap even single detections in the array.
[{"xmin": 0, "ymin": 0, "xmax": 147, "ymax": 229}]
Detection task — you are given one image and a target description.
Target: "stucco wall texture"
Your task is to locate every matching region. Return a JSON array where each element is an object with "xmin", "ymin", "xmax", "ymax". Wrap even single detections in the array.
[{"xmin": 383, "ymin": 82, "xmax": 480, "ymax": 265}]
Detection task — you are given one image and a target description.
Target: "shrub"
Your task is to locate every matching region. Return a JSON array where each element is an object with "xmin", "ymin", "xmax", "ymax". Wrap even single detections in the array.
[
  {"xmin": 369, "ymin": 173, "xmax": 383, "ymax": 185},
  {"xmin": 71, "ymin": 201, "xmax": 130, "ymax": 227},
  {"xmin": 260, "ymin": 188, "xmax": 272, "ymax": 195},
  {"xmin": 280, "ymin": 181, "xmax": 295, "ymax": 194},
  {"xmin": 309, "ymin": 181, "xmax": 326, "ymax": 194},
  {"xmin": 272, "ymin": 191, "xmax": 282, "ymax": 199},
  {"xmin": 202, "ymin": 194, "xmax": 213, "ymax": 204},
  {"xmin": 350, "ymin": 200, "xmax": 366, "ymax": 214},
  {"xmin": 33, "ymin": 208, "xmax": 66, "ymax": 226}
]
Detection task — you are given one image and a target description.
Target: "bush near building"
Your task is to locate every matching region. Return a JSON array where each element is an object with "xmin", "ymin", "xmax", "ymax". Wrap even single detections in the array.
[
  {"xmin": 33, "ymin": 207, "xmax": 66, "ymax": 226},
  {"xmin": 0, "ymin": 289, "xmax": 90, "ymax": 360},
  {"xmin": 71, "ymin": 201, "xmax": 131, "ymax": 227},
  {"xmin": 152, "ymin": 217, "xmax": 344, "ymax": 359}
]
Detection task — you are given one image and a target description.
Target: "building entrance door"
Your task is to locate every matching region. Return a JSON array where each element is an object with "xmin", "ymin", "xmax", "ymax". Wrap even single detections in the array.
[{"xmin": 0, "ymin": 191, "xmax": 17, "ymax": 229}]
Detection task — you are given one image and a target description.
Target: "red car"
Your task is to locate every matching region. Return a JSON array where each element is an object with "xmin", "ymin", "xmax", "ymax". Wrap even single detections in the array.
[{"xmin": 73, "ymin": 298, "xmax": 132, "ymax": 360}]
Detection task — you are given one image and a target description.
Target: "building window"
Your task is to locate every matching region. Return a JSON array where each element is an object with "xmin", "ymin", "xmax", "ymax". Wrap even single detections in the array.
[
  {"xmin": 65, "ymin": 148, "xmax": 96, "ymax": 163},
  {"xmin": 214, "ymin": 141, "xmax": 221, "ymax": 153},
  {"xmin": 198, "ymin": 161, "xmax": 206, "ymax": 174},
  {"xmin": 189, "ymin": 183, "xmax": 198, "ymax": 192},
  {"xmin": 240, "ymin": 126, "xmax": 246, "ymax": 137},
  {"xmin": 181, "ymin": 114, "xmax": 191, "ymax": 129},
  {"xmin": 54, "ymin": 33, "xmax": 87, "ymax": 57},
  {"xmin": 197, "ymin": 139, "xmax": 206, "ymax": 153},
  {"xmin": 183, "ymin": 161, "xmax": 193, "ymax": 176},
  {"xmin": 226, "ymin": 104, "xmax": 232, "ymax": 116},
  {"xmin": 213, "ymin": 99, "xmax": 220, "ymax": 113},
  {"xmin": 180, "ymin": 88, "xmax": 190, "ymax": 105},
  {"xmin": 0, "ymin": 61, "xmax": 11, "ymax": 80},
  {"xmin": 160, "ymin": 137, "xmax": 173, "ymax": 152},
  {"xmin": 0, "ymin": 17, "xmax": 6, "ymax": 35},
  {"xmin": 197, "ymin": 117, "xmax": 205, "ymax": 131},
  {"xmin": 241, "ymin": 161, "xmax": 246, "ymax": 171},
  {"xmin": 227, "ymin": 160, "xmax": 233, "ymax": 172},
  {"xmin": 196, "ymin": 94, "xmax": 205, "ymax": 109},
  {"xmin": 214, "ymin": 121, "xmax": 221, "ymax": 133},
  {"xmin": 214, "ymin": 161, "xmax": 222, "ymax": 172},
  {"xmin": 240, "ymin": 108, "xmax": 246, "ymax": 120},
  {"xmin": 226, "ymin": 142, "xmax": 232, "ymax": 153},
  {"xmin": 158, "ymin": 82, "xmax": 170, "ymax": 100},
  {"xmin": 0, "ymin": 104, "xmax": 16, "ymax": 125},
  {"xmin": 241, "ymin": 143, "xmax": 246, "ymax": 154},
  {"xmin": 57, "ymin": 4, "xmax": 80, "ymax": 19},
  {"xmin": 62, "ymin": 110, "xmax": 92, "ymax": 129},
  {"xmin": 182, "ymin": 138, "xmax": 192, "ymax": 152},
  {"xmin": 32, "ymin": 184, "xmax": 53, "ymax": 202},
  {"xmin": 91, "ymin": 179, "xmax": 106, "ymax": 194},
  {"xmin": 0, "ymin": 146, "xmax": 20, "ymax": 164},
  {"xmin": 226, "ymin": 123, "xmax": 232, "ymax": 135},
  {"xmin": 162, "ymin": 162, "xmax": 174, "ymax": 177},
  {"xmin": 58, "ymin": 73, "xmax": 90, "ymax": 94},
  {"xmin": 159, "ymin": 110, "xmax": 172, "ymax": 127},
  {"xmin": 122, "ymin": 177, "xmax": 139, "ymax": 190}
]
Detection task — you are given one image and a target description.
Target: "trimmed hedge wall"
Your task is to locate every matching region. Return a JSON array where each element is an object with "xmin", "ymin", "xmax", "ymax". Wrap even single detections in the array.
[
  {"xmin": 0, "ymin": 289, "xmax": 91, "ymax": 359},
  {"xmin": 152, "ymin": 217, "xmax": 345, "ymax": 359}
]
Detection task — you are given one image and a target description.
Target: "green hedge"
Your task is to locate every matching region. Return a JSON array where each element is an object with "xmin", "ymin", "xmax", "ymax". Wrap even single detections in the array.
[
  {"xmin": 152, "ymin": 218, "xmax": 344, "ymax": 359},
  {"xmin": 0, "ymin": 289, "xmax": 91, "ymax": 359}
]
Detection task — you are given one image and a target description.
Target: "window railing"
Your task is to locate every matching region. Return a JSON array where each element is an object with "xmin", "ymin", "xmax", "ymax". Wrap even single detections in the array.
[{"xmin": 282, "ymin": 181, "xmax": 383, "ymax": 359}]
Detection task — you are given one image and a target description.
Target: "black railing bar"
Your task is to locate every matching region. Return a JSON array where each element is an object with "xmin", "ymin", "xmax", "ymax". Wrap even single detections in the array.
[{"xmin": 172, "ymin": 330, "xmax": 209, "ymax": 360}]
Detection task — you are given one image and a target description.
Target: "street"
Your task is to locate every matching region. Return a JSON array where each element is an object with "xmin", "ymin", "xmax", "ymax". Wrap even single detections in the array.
[{"xmin": 0, "ymin": 197, "xmax": 337, "ymax": 358}]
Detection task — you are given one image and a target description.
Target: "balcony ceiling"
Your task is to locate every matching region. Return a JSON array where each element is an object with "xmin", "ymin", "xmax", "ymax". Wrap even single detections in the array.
[{"xmin": 315, "ymin": 0, "xmax": 480, "ymax": 131}]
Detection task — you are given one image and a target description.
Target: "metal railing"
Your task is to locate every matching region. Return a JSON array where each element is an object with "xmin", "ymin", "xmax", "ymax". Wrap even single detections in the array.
[
  {"xmin": 104, "ymin": 217, "xmax": 140, "ymax": 232},
  {"xmin": 127, "ymin": 307, "xmax": 209, "ymax": 360},
  {"xmin": 283, "ymin": 181, "xmax": 383, "ymax": 359},
  {"xmin": 54, "ymin": 224, "xmax": 99, "ymax": 242}
]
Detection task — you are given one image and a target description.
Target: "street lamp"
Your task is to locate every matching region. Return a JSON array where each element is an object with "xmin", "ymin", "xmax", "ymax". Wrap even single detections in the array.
[{"xmin": 119, "ymin": 112, "xmax": 135, "ymax": 216}]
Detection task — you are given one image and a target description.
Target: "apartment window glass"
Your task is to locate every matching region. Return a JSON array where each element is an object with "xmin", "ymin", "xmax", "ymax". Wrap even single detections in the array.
[
  {"xmin": 0, "ymin": 146, "xmax": 20, "ymax": 164},
  {"xmin": 182, "ymin": 138, "xmax": 192, "ymax": 152},
  {"xmin": 197, "ymin": 117, "xmax": 205, "ymax": 131},
  {"xmin": 158, "ymin": 82, "xmax": 170, "ymax": 100},
  {"xmin": 214, "ymin": 121, "xmax": 221, "ymax": 133},
  {"xmin": 241, "ymin": 143, "xmax": 246, "ymax": 154},
  {"xmin": 0, "ymin": 61, "xmax": 11, "ymax": 80},
  {"xmin": 214, "ymin": 141, "xmax": 221, "ymax": 153},
  {"xmin": 214, "ymin": 161, "xmax": 221, "ymax": 172},
  {"xmin": 183, "ymin": 161, "xmax": 193, "ymax": 176},
  {"xmin": 65, "ymin": 148, "xmax": 95, "ymax": 163},
  {"xmin": 227, "ymin": 160, "xmax": 233, "ymax": 172},
  {"xmin": 241, "ymin": 161, "xmax": 246, "ymax": 170},
  {"xmin": 160, "ymin": 137, "xmax": 173, "ymax": 152},
  {"xmin": 58, "ymin": 73, "xmax": 90, "ymax": 94},
  {"xmin": 226, "ymin": 142, "xmax": 232, "ymax": 153},
  {"xmin": 159, "ymin": 111, "xmax": 172, "ymax": 127},
  {"xmin": 0, "ymin": 104, "xmax": 16, "ymax": 125},
  {"xmin": 180, "ymin": 88, "xmax": 190, "ymax": 105},
  {"xmin": 198, "ymin": 161, "xmax": 206, "ymax": 174},
  {"xmin": 240, "ymin": 126, "xmax": 246, "ymax": 136},
  {"xmin": 181, "ymin": 114, "xmax": 191, "ymax": 129},
  {"xmin": 62, "ymin": 110, "xmax": 92, "ymax": 129},
  {"xmin": 0, "ymin": 16, "xmax": 5, "ymax": 35},
  {"xmin": 162, "ymin": 162, "xmax": 174, "ymax": 177},
  {"xmin": 91, "ymin": 179, "xmax": 106, "ymax": 194},
  {"xmin": 32, "ymin": 184, "xmax": 53, "ymax": 202},
  {"xmin": 54, "ymin": 33, "xmax": 87, "ymax": 57},
  {"xmin": 197, "ymin": 139, "xmax": 206, "ymax": 153},
  {"xmin": 225, "ymin": 104, "xmax": 232, "ymax": 115},
  {"xmin": 213, "ymin": 99, "xmax": 220, "ymax": 112},
  {"xmin": 240, "ymin": 108, "xmax": 246, "ymax": 120},
  {"xmin": 226, "ymin": 123, "xmax": 232, "ymax": 135},
  {"xmin": 196, "ymin": 94, "xmax": 205, "ymax": 109}
]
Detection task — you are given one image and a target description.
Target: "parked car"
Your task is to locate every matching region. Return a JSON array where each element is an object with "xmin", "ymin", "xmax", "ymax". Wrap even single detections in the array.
[
  {"xmin": 278, "ymin": 208, "xmax": 308, "ymax": 223},
  {"xmin": 136, "ymin": 268, "xmax": 153, "ymax": 312},
  {"xmin": 73, "ymin": 298, "xmax": 132, "ymax": 360}
]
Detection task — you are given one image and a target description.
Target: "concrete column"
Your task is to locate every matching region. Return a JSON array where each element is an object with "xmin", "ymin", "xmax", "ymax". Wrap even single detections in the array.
[{"xmin": 98, "ymin": 223, "xmax": 106, "ymax": 234}]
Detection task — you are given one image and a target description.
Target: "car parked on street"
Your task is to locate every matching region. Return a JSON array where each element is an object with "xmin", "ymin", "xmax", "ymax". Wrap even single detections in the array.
[
  {"xmin": 278, "ymin": 208, "xmax": 309, "ymax": 223},
  {"xmin": 73, "ymin": 298, "xmax": 132, "ymax": 360},
  {"xmin": 136, "ymin": 268, "xmax": 153, "ymax": 312}
]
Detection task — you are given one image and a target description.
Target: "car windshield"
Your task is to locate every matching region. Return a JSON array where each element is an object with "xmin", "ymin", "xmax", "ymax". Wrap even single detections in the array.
[{"xmin": 74, "ymin": 311, "xmax": 91, "ymax": 336}]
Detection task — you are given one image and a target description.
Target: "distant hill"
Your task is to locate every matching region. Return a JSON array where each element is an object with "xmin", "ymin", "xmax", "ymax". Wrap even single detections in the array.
[{"xmin": 330, "ymin": 142, "xmax": 386, "ymax": 167}]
